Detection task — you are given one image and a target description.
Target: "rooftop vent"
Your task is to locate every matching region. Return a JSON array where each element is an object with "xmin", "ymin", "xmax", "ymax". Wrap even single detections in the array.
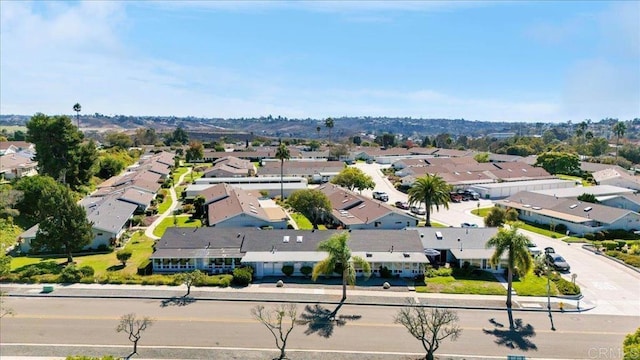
[
  {"xmin": 584, "ymin": 207, "xmax": 592, "ymax": 212},
  {"xmin": 283, "ymin": 236, "xmax": 290, "ymax": 243},
  {"xmin": 403, "ymin": 253, "xmax": 410, "ymax": 258},
  {"xmin": 532, "ymin": 206, "xmax": 542, "ymax": 210},
  {"xmin": 524, "ymin": 204, "xmax": 531, "ymax": 208},
  {"xmin": 435, "ymin": 231, "xmax": 443, "ymax": 240},
  {"xmin": 357, "ymin": 204, "xmax": 366, "ymax": 209},
  {"xmin": 365, "ymin": 252, "xmax": 372, "ymax": 258},
  {"xmin": 296, "ymin": 236, "xmax": 303, "ymax": 243}
]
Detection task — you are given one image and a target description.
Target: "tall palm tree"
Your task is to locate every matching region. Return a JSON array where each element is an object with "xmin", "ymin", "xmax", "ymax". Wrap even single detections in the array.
[
  {"xmin": 275, "ymin": 142, "xmax": 290, "ymax": 200},
  {"xmin": 312, "ymin": 232, "xmax": 371, "ymax": 308},
  {"xmin": 325, "ymin": 117, "xmax": 334, "ymax": 140},
  {"xmin": 407, "ymin": 174, "xmax": 451, "ymax": 226},
  {"xmin": 73, "ymin": 103, "xmax": 82, "ymax": 128},
  {"xmin": 316, "ymin": 125, "xmax": 321, "ymax": 137},
  {"xmin": 486, "ymin": 224, "xmax": 533, "ymax": 323},
  {"xmin": 612, "ymin": 121, "xmax": 626, "ymax": 160}
]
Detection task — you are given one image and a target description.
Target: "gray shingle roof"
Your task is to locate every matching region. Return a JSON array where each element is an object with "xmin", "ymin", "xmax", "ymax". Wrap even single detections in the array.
[{"xmin": 84, "ymin": 196, "xmax": 138, "ymax": 233}]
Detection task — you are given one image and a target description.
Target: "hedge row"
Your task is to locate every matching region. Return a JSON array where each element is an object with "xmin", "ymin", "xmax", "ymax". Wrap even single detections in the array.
[
  {"xmin": 606, "ymin": 251, "xmax": 640, "ymax": 268},
  {"xmin": 549, "ymin": 272, "xmax": 580, "ymax": 295},
  {"xmin": 584, "ymin": 230, "xmax": 640, "ymax": 241}
]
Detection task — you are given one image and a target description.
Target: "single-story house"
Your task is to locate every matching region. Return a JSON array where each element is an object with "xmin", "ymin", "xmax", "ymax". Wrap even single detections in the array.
[
  {"xmin": 592, "ymin": 168, "xmax": 640, "ymax": 191},
  {"xmin": 411, "ymin": 227, "xmax": 506, "ymax": 272},
  {"xmin": 0, "ymin": 154, "xmax": 38, "ymax": 180},
  {"xmin": 497, "ymin": 191, "xmax": 640, "ymax": 236},
  {"xmin": 599, "ymin": 193, "xmax": 640, "ymax": 213},
  {"xmin": 531, "ymin": 185, "xmax": 634, "ymax": 199},
  {"xmin": 150, "ymin": 227, "xmax": 429, "ymax": 278},
  {"xmin": 201, "ymin": 183, "xmax": 288, "ymax": 229},
  {"xmin": 203, "ymin": 156, "xmax": 256, "ymax": 178},
  {"xmin": 190, "ymin": 176, "xmax": 308, "ymax": 198},
  {"xmin": 470, "ymin": 179, "xmax": 575, "ymax": 199},
  {"xmin": 258, "ymin": 161, "xmax": 345, "ymax": 184},
  {"xmin": 116, "ymin": 188, "xmax": 156, "ymax": 212},
  {"xmin": 318, "ymin": 184, "xmax": 418, "ymax": 229}
]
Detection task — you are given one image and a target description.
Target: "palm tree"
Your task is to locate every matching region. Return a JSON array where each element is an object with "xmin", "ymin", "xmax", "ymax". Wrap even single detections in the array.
[
  {"xmin": 325, "ymin": 117, "xmax": 334, "ymax": 140},
  {"xmin": 486, "ymin": 224, "xmax": 533, "ymax": 327},
  {"xmin": 316, "ymin": 125, "xmax": 321, "ymax": 137},
  {"xmin": 612, "ymin": 121, "xmax": 626, "ymax": 159},
  {"xmin": 73, "ymin": 103, "xmax": 82, "ymax": 128},
  {"xmin": 312, "ymin": 232, "xmax": 371, "ymax": 312},
  {"xmin": 407, "ymin": 174, "xmax": 451, "ymax": 226},
  {"xmin": 275, "ymin": 142, "xmax": 290, "ymax": 200}
]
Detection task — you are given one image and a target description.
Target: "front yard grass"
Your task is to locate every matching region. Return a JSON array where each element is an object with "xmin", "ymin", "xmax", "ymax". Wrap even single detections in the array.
[
  {"xmin": 172, "ymin": 167, "xmax": 189, "ymax": 183},
  {"xmin": 156, "ymin": 193, "xmax": 173, "ymax": 214},
  {"xmin": 289, "ymin": 212, "xmax": 327, "ymax": 230},
  {"xmin": 518, "ymin": 222, "xmax": 583, "ymax": 242},
  {"xmin": 152, "ymin": 216, "xmax": 202, "ymax": 238},
  {"xmin": 416, "ymin": 270, "xmax": 507, "ymax": 295},
  {"xmin": 471, "ymin": 207, "xmax": 494, "ymax": 218},
  {"xmin": 512, "ymin": 270, "xmax": 558, "ymax": 296}
]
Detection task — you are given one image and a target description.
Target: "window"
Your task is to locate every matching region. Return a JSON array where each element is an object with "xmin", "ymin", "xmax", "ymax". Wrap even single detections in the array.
[{"xmin": 374, "ymin": 221, "xmax": 381, "ymax": 227}]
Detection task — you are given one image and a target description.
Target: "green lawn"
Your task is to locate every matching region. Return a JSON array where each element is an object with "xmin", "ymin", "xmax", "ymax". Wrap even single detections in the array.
[
  {"xmin": 172, "ymin": 167, "xmax": 189, "ymax": 183},
  {"xmin": 416, "ymin": 270, "xmax": 507, "ymax": 295},
  {"xmin": 290, "ymin": 213, "xmax": 327, "ymax": 230},
  {"xmin": 418, "ymin": 220, "xmax": 448, "ymax": 228},
  {"xmin": 471, "ymin": 207, "xmax": 494, "ymax": 217},
  {"xmin": 10, "ymin": 232, "xmax": 155, "ymax": 277},
  {"xmin": 512, "ymin": 270, "xmax": 558, "ymax": 296},
  {"xmin": 152, "ymin": 216, "xmax": 202, "ymax": 238},
  {"xmin": 556, "ymin": 174, "xmax": 591, "ymax": 187},
  {"xmin": 157, "ymin": 193, "xmax": 174, "ymax": 214},
  {"xmin": 518, "ymin": 222, "xmax": 583, "ymax": 241}
]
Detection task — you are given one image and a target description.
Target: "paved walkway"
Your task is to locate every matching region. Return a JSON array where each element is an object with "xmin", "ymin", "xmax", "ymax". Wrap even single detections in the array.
[{"xmin": 144, "ymin": 168, "xmax": 192, "ymax": 240}]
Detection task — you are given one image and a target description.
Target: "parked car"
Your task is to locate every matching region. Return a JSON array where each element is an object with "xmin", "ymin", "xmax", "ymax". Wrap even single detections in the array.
[
  {"xmin": 410, "ymin": 206, "xmax": 426, "ymax": 215},
  {"xmin": 546, "ymin": 253, "xmax": 570, "ymax": 272},
  {"xmin": 372, "ymin": 191, "xmax": 389, "ymax": 202},
  {"xmin": 464, "ymin": 190, "xmax": 480, "ymax": 200},
  {"xmin": 449, "ymin": 192, "xmax": 462, "ymax": 202},
  {"xmin": 544, "ymin": 247, "xmax": 555, "ymax": 254},
  {"xmin": 395, "ymin": 201, "xmax": 410, "ymax": 210},
  {"xmin": 461, "ymin": 222, "xmax": 478, "ymax": 228}
]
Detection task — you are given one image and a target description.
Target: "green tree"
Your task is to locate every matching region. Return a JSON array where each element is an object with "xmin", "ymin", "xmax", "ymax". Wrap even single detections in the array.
[
  {"xmin": 619, "ymin": 143, "xmax": 640, "ymax": 164},
  {"xmin": 98, "ymin": 155, "xmax": 126, "ymax": 179},
  {"xmin": 275, "ymin": 143, "xmax": 290, "ymax": 200},
  {"xmin": 408, "ymin": 175, "xmax": 451, "ymax": 227},
  {"xmin": 116, "ymin": 249, "xmax": 133, "ymax": 266},
  {"xmin": 485, "ymin": 207, "xmax": 505, "ymax": 227},
  {"xmin": 535, "ymin": 151, "xmax": 580, "ymax": 175},
  {"xmin": 623, "ymin": 327, "xmax": 640, "ymax": 360},
  {"xmin": 328, "ymin": 143, "xmax": 349, "ymax": 161},
  {"xmin": 176, "ymin": 270, "xmax": 205, "ymax": 296},
  {"xmin": 32, "ymin": 185, "xmax": 93, "ymax": 263},
  {"xmin": 588, "ymin": 137, "xmax": 610, "ymax": 157},
  {"xmin": 308, "ymin": 140, "xmax": 321, "ymax": 151},
  {"xmin": 577, "ymin": 193, "xmax": 599, "ymax": 204},
  {"xmin": 486, "ymin": 225, "xmax": 533, "ymax": 327},
  {"xmin": 0, "ymin": 187, "xmax": 21, "ymax": 220},
  {"xmin": 330, "ymin": 167, "xmax": 374, "ymax": 193},
  {"xmin": 166, "ymin": 126, "xmax": 189, "ymax": 145},
  {"xmin": 105, "ymin": 132, "xmax": 133, "ymax": 150},
  {"xmin": 73, "ymin": 103, "xmax": 82, "ymax": 128},
  {"xmin": 395, "ymin": 299, "xmax": 462, "ymax": 360},
  {"xmin": 185, "ymin": 140, "xmax": 204, "ymax": 162},
  {"xmin": 312, "ymin": 232, "xmax": 371, "ymax": 307},
  {"xmin": 612, "ymin": 121, "xmax": 626, "ymax": 160},
  {"xmin": 134, "ymin": 128, "xmax": 158, "ymax": 146},
  {"xmin": 27, "ymin": 113, "xmax": 90, "ymax": 188},
  {"xmin": 73, "ymin": 140, "xmax": 99, "ymax": 188},
  {"xmin": 14, "ymin": 175, "xmax": 61, "ymax": 223},
  {"xmin": 0, "ymin": 255, "xmax": 12, "ymax": 277},
  {"xmin": 287, "ymin": 189, "xmax": 331, "ymax": 229},
  {"xmin": 325, "ymin": 117, "xmax": 334, "ymax": 139},
  {"xmin": 193, "ymin": 195, "xmax": 206, "ymax": 219},
  {"xmin": 473, "ymin": 152, "xmax": 490, "ymax": 163}
]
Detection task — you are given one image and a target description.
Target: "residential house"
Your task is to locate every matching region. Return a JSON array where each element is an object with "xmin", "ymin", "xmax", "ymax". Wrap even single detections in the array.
[
  {"xmin": 592, "ymin": 168, "xmax": 640, "ymax": 191},
  {"xmin": 202, "ymin": 156, "xmax": 256, "ymax": 178},
  {"xmin": 318, "ymin": 184, "xmax": 418, "ymax": 229},
  {"xmin": 150, "ymin": 227, "xmax": 429, "ymax": 278},
  {"xmin": 0, "ymin": 153, "xmax": 38, "ymax": 180},
  {"xmin": 116, "ymin": 188, "xmax": 156, "ymax": 213},
  {"xmin": 202, "ymin": 147, "xmax": 302, "ymax": 162},
  {"xmin": 188, "ymin": 176, "xmax": 308, "ymax": 199},
  {"xmin": 0, "ymin": 141, "xmax": 35, "ymax": 155},
  {"xmin": 258, "ymin": 160, "xmax": 345, "ymax": 184},
  {"xmin": 599, "ymin": 193, "xmax": 640, "ymax": 213},
  {"xmin": 93, "ymin": 170, "xmax": 162, "ymax": 197},
  {"xmin": 497, "ymin": 191, "xmax": 640, "ymax": 236},
  {"xmin": 201, "ymin": 183, "xmax": 288, "ymax": 229}
]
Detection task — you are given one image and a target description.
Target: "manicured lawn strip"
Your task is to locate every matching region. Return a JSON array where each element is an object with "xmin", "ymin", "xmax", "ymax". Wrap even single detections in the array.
[
  {"xmin": 418, "ymin": 220, "xmax": 448, "ymax": 228},
  {"xmin": 416, "ymin": 270, "xmax": 507, "ymax": 295},
  {"xmin": 471, "ymin": 207, "xmax": 493, "ymax": 217},
  {"xmin": 291, "ymin": 213, "xmax": 313, "ymax": 230},
  {"xmin": 157, "ymin": 193, "xmax": 173, "ymax": 214},
  {"xmin": 556, "ymin": 174, "xmax": 591, "ymax": 187},
  {"xmin": 512, "ymin": 271, "xmax": 558, "ymax": 296},
  {"xmin": 153, "ymin": 216, "xmax": 202, "ymax": 238},
  {"xmin": 175, "ymin": 185, "xmax": 186, "ymax": 199},
  {"xmin": 172, "ymin": 167, "xmax": 188, "ymax": 183},
  {"xmin": 518, "ymin": 222, "xmax": 583, "ymax": 241}
]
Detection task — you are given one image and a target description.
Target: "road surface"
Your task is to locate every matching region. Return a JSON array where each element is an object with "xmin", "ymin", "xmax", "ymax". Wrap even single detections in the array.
[{"xmin": 1, "ymin": 297, "xmax": 636, "ymax": 359}]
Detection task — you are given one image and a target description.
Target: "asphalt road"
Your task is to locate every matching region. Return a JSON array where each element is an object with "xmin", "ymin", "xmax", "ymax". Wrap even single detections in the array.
[{"xmin": 1, "ymin": 297, "xmax": 636, "ymax": 359}]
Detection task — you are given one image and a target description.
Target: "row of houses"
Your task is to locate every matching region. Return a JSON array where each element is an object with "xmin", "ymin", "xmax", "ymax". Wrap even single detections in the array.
[
  {"xmin": 151, "ymin": 227, "xmax": 504, "ymax": 278},
  {"xmin": 18, "ymin": 151, "xmax": 176, "ymax": 253}
]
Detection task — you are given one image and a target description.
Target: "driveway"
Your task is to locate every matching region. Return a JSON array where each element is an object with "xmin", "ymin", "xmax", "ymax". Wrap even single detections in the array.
[
  {"xmin": 353, "ymin": 162, "xmax": 489, "ymax": 227},
  {"xmin": 519, "ymin": 229, "xmax": 640, "ymax": 316}
]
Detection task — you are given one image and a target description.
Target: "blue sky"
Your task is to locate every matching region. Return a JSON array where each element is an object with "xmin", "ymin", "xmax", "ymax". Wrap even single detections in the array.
[{"xmin": 1, "ymin": 1, "xmax": 638, "ymax": 122}]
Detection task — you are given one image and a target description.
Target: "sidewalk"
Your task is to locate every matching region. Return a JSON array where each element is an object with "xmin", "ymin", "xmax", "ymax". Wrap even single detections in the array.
[
  {"xmin": 144, "ymin": 168, "xmax": 192, "ymax": 240},
  {"xmin": 1, "ymin": 280, "xmax": 592, "ymax": 313}
]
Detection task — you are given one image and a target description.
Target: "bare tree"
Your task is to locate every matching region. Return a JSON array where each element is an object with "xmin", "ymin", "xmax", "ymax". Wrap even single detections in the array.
[
  {"xmin": 251, "ymin": 304, "xmax": 298, "ymax": 360},
  {"xmin": 0, "ymin": 291, "xmax": 14, "ymax": 318},
  {"xmin": 176, "ymin": 269, "xmax": 205, "ymax": 296},
  {"xmin": 116, "ymin": 313, "xmax": 153, "ymax": 357},
  {"xmin": 394, "ymin": 300, "xmax": 462, "ymax": 360}
]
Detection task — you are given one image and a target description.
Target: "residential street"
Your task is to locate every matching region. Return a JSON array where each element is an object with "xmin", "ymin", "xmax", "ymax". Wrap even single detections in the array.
[{"xmin": 1, "ymin": 297, "xmax": 636, "ymax": 360}]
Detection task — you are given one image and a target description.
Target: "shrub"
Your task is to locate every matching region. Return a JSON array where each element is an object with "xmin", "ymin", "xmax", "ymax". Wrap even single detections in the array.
[
  {"xmin": 584, "ymin": 233, "xmax": 596, "ymax": 241},
  {"xmin": 550, "ymin": 272, "xmax": 581, "ymax": 295},
  {"xmin": 607, "ymin": 251, "xmax": 640, "ymax": 268},
  {"xmin": 628, "ymin": 244, "xmax": 640, "ymax": 256},
  {"xmin": 379, "ymin": 266, "xmax": 392, "ymax": 278},
  {"xmin": 137, "ymin": 260, "xmax": 152, "ymax": 275},
  {"xmin": 617, "ymin": 240, "xmax": 628, "ymax": 250},
  {"xmin": 97, "ymin": 244, "xmax": 109, "ymax": 252},
  {"xmin": 17, "ymin": 261, "xmax": 62, "ymax": 277},
  {"xmin": 426, "ymin": 267, "xmax": 453, "ymax": 278},
  {"xmin": 281, "ymin": 265, "xmax": 294, "ymax": 276},
  {"xmin": 300, "ymin": 265, "xmax": 313, "ymax": 277},
  {"xmin": 79, "ymin": 265, "xmax": 94, "ymax": 277},
  {"xmin": 116, "ymin": 249, "xmax": 133, "ymax": 266},
  {"xmin": 232, "ymin": 267, "xmax": 253, "ymax": 286},
  {"xmin": 131, "ymin": 215, "xmax": 145, "ymax": 226},
  {"xmin": 59, "ymin": 265, "xmax": 84, "ymax": 283},
  {"xmin": 555, "ymin": 223, "xmax": 567, "ymax": 234},
  {"xmin": 602, "ymin": 240, "xmax": 618, "ymax": 251}
]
